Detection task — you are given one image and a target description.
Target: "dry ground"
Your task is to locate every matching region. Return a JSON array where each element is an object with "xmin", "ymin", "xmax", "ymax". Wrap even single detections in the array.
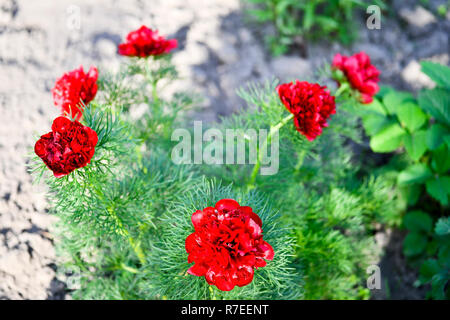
[{"xmin": 0, "ymin": 0, "xmax": 448, "ymax": 299}]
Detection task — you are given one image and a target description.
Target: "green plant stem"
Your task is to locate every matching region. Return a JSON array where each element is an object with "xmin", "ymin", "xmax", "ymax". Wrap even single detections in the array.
[
  {"xmin": 247, "ymin": 113, "xmax": 294, "ymax": 189},
  {"xmin": 107, "ymin": 206, "xmax": 146, "ymax": 265},
  {"xmin": 144, "ymin": 57, "xmax": 159, "ymax": 104},
  {"xmin": 152, "ymin": 80, "xmax": 159, "ymax": 104},
  {"xmin": 335, "ymin": 82, "xmax": 350, "ymax": 98},
  {"xmin": 120, "ymin": 263, "xmax": 139, "ymax": 274},
  {"xmin": 295, "ymin": 149, "xmax": 307, "ymax": 171},
  {"xmin": 91, "ymin": 182, "xmax": 147, "ymax": 265},
  {"xmin": 209, "ymin": 286, "xmax": 217, "ymax": 300}
]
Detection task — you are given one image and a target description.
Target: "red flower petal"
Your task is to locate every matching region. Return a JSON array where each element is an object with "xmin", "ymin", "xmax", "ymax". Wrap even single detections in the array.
[
  {"xmin": 35, "ymin": 117, "xmax": 98, "ymax": 178},
  {"xmin": 215, "ymin": 199, "xmax": 240, "ymax": 212},
  {"xmin": 277, "ymin": 81, "xmax": 335, "ymax": 141},
  {"xmin": 187, "ymin": 263, "xmax": 208, "ymax": 277},
  {"xmin": 235, "ymin": 265, "xmax": 254, "ymax": 287},
  {"xmin": 185, "ymin": 199, "xmax": 274, "ymax": 291},
  {"xmin": 118, "ymin": 26, "xmax": 177, "ymax": 58},
  {"xmin": 52, "ymin": 66, "xmax": 98, "ymax": 120},
  {"xmin": 332, "ymin": 52, "xmax": 380, "ymax": 104},
  {"xmin": 258, "ymin": 241, "xmax": 275, "ymax": 260}
]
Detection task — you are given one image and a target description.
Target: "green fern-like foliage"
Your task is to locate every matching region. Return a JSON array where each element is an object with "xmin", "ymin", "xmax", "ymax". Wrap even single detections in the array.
[
  {"xmin": 196, "ymin": 80, "xmax": 403, "ymax": 299},
  {"xmin": 30, "ymin": 52, "xmax": 405, "ymax": 300},
  {"xmin": 141, "ymin": 179, "xmax": 302, "ymax": 300}
]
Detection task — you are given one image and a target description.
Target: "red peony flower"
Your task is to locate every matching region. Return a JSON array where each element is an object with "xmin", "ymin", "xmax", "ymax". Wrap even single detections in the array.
[
  {"xmin": 277, "ymin": 81, "xmax": 336, "ymax": 141},
  {"xmin": 185, "ymin": 199, "xmax": 274, "ymax": 291},
  {"xmin": 52, "ymin": 66, "xmax": 98, "ymax": 121},
  {"xmin": 332, "ymin": 52, "xmax": 380, "ymax": 104},
  {"xmin": 35, "ymin": 117, "xmax": 98, "ymax": 178},
  {"xmin": 118, "ymin": 25, "xmax": 177, "ymax": 58}
]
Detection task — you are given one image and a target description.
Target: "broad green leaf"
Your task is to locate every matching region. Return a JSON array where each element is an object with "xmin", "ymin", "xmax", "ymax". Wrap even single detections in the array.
[
  {"xmin": 400, "ymin": 184, "xmax": 422, "ymax": 205},
  {"xmin": 376, "ymin": 85, "xmax": 392, "ymax": 99},
  {"xmin": 426, "ymin": 124, "xmax": 449, "ymax": 150},
  {"xmin": 421, "ymin": 61, "xmax": 450, "ymax": 89},
  {"xmin": 404, "ymin": 210, "xmax": 434, "ymax": 234},
  {"xmin": 366, "ymin": 98, "xmax": 388, "ymax": 116},
  {"xmin": 396, "ymin": 102, "xmax": 427, "ymax": 132},
  {"xmin": 418, "ymin": 88, "xmax": 450, "ymax": 126},
  {"xmin": 431, "ymin": 273, "xmax": 449, "ymax": 300},
  {"xmin": 398, "ymin": 163, "xmax": 433, "ymax": 185},
  {"xmin": 435, "ymin": 217, "xmax": 450, "ymax": 236},
  {"xmin": 444, "ymin": 135, "xmax": 450, "ymax": 149},
  {"xmin": 361, "ymin": 114, "xmax": 391, "ymax": 136},
  {"xmin": 370, "ymin": 123, "xmax": 406, "ymax": 152},
  {"xmin": 426, "ymin": 176, "xmax": 450, "ymax": 206},
  {"xmin": 403, "ymin": 232, "xmax": 428, "ymax": 257},
  {"xmin": 383, "ymin": 90, "xmax": 415, "ymax": 115},
  {"xmin": 431, "ymin": 144, "xmax": 450, "ymax": 173},
  {"xmin": 438, "ymin": 245, "xmax": 450, "ymax": 267},
  {"xmin": 403, "ymin": 130, "xmax": 428, "ymax": 161},
  {"xmin": 419, "ymin": 259, "xmax": 440, "ymax": 283}
]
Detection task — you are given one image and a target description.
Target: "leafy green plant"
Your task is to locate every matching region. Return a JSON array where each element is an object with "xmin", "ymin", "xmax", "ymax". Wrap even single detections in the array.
[
  {"xmin": 416, "ymin": 217, "xmax": 450, "ymax": 299},
  {"xmin": 361, "ymin": 62, "xmax": 450, "ymax": 207},
  {"xmin": 359, "ymin": 61, "xmax": 450, "ymax": 299},
  {"xmin": 244, "ymin": 0, "xmax": 387, "ymax": 56},
  {"xmin": 196, "ymin": 80, "xmax": 403, "ymax": 299}
]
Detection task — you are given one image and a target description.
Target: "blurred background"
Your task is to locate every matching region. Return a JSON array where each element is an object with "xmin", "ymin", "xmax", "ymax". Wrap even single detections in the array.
[{"xmin": 0, "ymin": 0, "xmax": 448, "ymax": 299}]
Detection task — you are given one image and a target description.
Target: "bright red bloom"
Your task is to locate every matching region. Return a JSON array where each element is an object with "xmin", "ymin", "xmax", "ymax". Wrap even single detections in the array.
[
  {"xmin": 185, "ymin": 199, "xmax": 274, "ymax": 291},
  {"xmin": 118, "ymin": 26, "xmax": 177, "ymax": 58},
  {"xmin": 34, "ymin": 117, "xmax": 98, "ymax": 178},
  {"xmin": 332, "ymin": 52, "xmax": 380, "ymax": 104},
  {"xmin": 51, "ymin": 66, "xmax": 98, "ymax": 121},
  {"xmin": 277, "ymin": 81, "xmax": 336, "ymax": 141}
]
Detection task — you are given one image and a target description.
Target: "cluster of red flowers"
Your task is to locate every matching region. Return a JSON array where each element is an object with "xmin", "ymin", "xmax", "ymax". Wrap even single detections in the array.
[
  {"xmin": 35, "ymin": 22, "xmax": 383, "ymax": 293},
  {"xmin": 39, "ymin": 25, "xmax": 178, "ymax": 177},
  {"xmin": 185, "ymin": 199, "xmax": 274, "ymax": 291},
  {"xmin": 52, "ymin": 66, "xmax": 98, "ymax": 121},
  {"xmin": 35, "ymin": 117, "xmax": 98, "ymax": 178},
  {"xmin": 332, "ymin": 52, "xmax": 380, "ymax": 104},
  {"xmin": 277, "ymin": 81, "xmax": 336, "ymax": 141},
  {"xmin": 118, "ymin": 25, "xmax": 178, "ymax": 58}
]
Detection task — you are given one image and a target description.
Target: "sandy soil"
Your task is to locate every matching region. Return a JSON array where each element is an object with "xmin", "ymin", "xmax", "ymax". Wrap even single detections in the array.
[{"xmin": 0, "ymin": 0, "xmax": 448, "ymax": 299}]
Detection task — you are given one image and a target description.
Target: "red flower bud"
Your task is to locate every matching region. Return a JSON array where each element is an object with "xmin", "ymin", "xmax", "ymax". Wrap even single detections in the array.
[
  {"xmin": 118, "ymin": 26, "xmax": 177, "ymax": 58},
  {"xmin": 51, "ymin": 66, "xmax": 98, "ymax": 120},
  {"xmin": 277, "ymin": 81, "xmax": 336, "ymax": 141},
  {"xmin": 35, "ymin": 117, "xmax": 98, "ymax": 178},
  {"xmin": 185, "ymin": 199, "xmax": 274, "ymax": 291},
  {"xmin": 332, "ymin": 52, "xmax": 380, "ymax": 104}
]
